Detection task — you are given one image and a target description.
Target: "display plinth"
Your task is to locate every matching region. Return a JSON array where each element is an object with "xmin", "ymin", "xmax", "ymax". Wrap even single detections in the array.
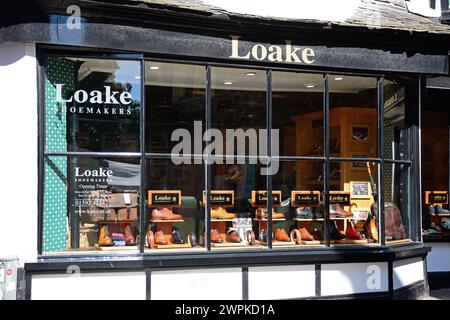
[
  {"xmin": 334, "ymin": 239, "xmax": 368, "ymax": 244},
  {"xmin": 300, "ymin": 240, "xmax": 322, "ymax": 245},
  {"xmin": 211, "ymin": 241, "xmax": 248, "ymax": 248},
  {"xmin": 153, "ymin": 243, "xmax": 192, "ymax": 249},
  {"xmin": 150, "ymin": 219, "xmax": 184, "ymax": 223},
  {"xmin": 95, "ymin": 245, "xmax": 139, "ymax": 251}
]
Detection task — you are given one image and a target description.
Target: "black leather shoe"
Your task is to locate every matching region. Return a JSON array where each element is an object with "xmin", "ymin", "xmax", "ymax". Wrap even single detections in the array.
[
  {"xmin": 171, "ymin": 227, "xmax": 185, "ymax": 244},
  {"xmin": 330, "ymin": 221, "xmax": 346, "ymax": 240}
]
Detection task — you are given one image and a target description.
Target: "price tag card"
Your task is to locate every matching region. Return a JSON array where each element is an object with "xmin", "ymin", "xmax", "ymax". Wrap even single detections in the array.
[
  {"xmin": 329, "ymin": 191, "xmax": 351, "ymax": 206},
  {"xmin": 291, "ymin": 191, "xmax": 321, "ymax": 207},
  {"xmin": 251, "ymin": 191, "xmax": 282, "ymax": 206},
  {"xmin": 425, "ymin": 191, "xmax": 448, "ymax": 205},
  {"xmin": 202, "ymin": 190, "xmax": 234, "ymax": 207},
  {"xmin": 148, "ymin": 190, "xmax": 181, "ymax": 207}
]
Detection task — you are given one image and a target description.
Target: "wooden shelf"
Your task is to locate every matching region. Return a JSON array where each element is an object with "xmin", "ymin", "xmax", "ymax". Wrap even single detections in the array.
[
  {"xmin": 153, "ymin": 243, "xmax": 192, "ymax": 249},
  {"xmin": 211, "ymin": 241, "xmax": 249, "ymax": 248},
  {"xmin": 254, "ymin": 218, "xmax": 286, "ymax": 222},
  {"xmin": 96, "ymin": 220, "xmax": 137, "ymax": 224},
  {"xmin": 211, "ymin": 219, "xmax": 236, "ymax": 222},
  {"xmin": 150, "ymin": 219, "xmax": 185, "ymax": 223}
]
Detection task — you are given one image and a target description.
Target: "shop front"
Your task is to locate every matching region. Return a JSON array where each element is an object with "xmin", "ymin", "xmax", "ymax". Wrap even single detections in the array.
[{"xmin": 2, "ymin": 0, "xmax": 450, "ymax": 300}]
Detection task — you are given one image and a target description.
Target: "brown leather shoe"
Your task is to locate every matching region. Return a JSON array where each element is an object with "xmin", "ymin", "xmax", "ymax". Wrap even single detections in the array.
[
  {"xmin": 226, "ymin": 230, "xmax": 242, "ymax": 243},
  {"xmin": 255, "ymin": 208, "xmax": 285, "ymax": 220},
  {"xmin": 98, "ymin": 226, "xmax": 113, "ymax": 246},
  {"xmin": 211, "ymin": 229, "xmax": 223, "ymax": 243},
  {"xmin": 274, "ymin": 228, "xmax": 290, "ymax": 242},
  {"xmin": 124, "ymin": 225, "xmax": 136, "ymax": 246},
  {"xmin": 330, "ymin": 204, "xmax": 352, "ymax": 218},
  {"xmin": 154, "ymin": 231, "xmax": 167, "ymax": 245},
  {"xmin": 300, "ymin": 227, "xmax": 315, "ymax": 241},
  {"xmin": 152, "ymin": 207, "xmax": 183, "ymax": 220}
]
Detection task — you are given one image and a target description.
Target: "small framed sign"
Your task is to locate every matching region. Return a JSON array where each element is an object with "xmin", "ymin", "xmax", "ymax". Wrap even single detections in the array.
[
  {"xmin": 350, "ymin": 181, "xmax": 372, "ymax": 199},
  {"xmin": 351, "ymin": 126, "xmax": 369, "ymax": 143},
  {"xmin": 251, "ymin": 191, "xmax": 282, "ymax": 206},
  {"xmin": 291, "ymin": 191, "xmax": 321, "ymax": 207},
  {"xmin": 329, "ymin": 191, "xmax": 351, "ymax": 206},
  {"xmin": 148, "ymin": 190, "xmax": 181, "ymax": 207},
  {"xmin": 202, "ymin": 190, "xmax": 234, "ymax": 207},
  {"xmin": 425, "ymin": 191, "xmax": 448, "ymax": 205}
]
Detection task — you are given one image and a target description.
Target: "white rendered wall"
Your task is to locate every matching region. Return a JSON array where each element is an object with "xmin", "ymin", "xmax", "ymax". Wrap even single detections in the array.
[
  {"xmin": 31, "ymin": 272, "xmax": 146, "ymax": 300},
  {"xmin": 248, "ymin": 265, "xmax": 316, "ymax": 299},
  {"xmin": 393, "ymin": 257, "xmax": 425, "ymax": 290},
  {"xmin": 0, "ymin": 43, "xmax": 38, "ymax": 266},
  {"xmin": 427, "ymin": 243, "xmax": 450, "ymax": 272},
  {"xmin": 321, "ymin": 262, "xmax": 389, "ymax": 296},
  {"xmin": 151, "ymin": 268, "xmax": 242, "ymax": 300}
]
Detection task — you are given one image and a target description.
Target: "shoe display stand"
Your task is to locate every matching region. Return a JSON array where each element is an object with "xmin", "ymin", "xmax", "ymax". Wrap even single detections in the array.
[
  {"xmin": 146, "ymin": 190, "xmax": 193, "ymax": 250},
  {"xmin": 96, "ymin": 222, "xmax": 139, "ymax": 251},
  {"xmin": 291, "ymin": 191, "xmax": 322, "ymax": 245},
  {"xmin": 205, "ymin": 190, "xmax": 253, "ymax": 247},
  {"xmin": 251, "ymin": 190, "xmax": 295, "ymax": 247},
  {"xmin": 423, "ymin": 191, "xmax": 450, "ymax": 241},
  {"xmin": 292, "ymin": 108, "xmax": 376, "ymax": 244}
]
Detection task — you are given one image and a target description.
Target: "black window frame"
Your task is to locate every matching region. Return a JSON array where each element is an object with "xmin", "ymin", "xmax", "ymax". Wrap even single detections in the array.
[{"xmin": 37, "ymin": 47, "xmax": 422, "ymax": 257}]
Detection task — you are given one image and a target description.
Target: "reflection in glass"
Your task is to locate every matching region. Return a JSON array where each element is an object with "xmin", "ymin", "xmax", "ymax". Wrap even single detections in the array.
[
  {"xmin": 383, "ymin": 163, "xmax": 411, "ymax": 242},
  {"xmin": 329, "ymin": 75, "xmax": 377, "ymax": 159},
  {"xmin": 146, "ymin": 159, "xmax": 205, "ymax": 252},
  {"xmin": 145, "ymin": 62, "xmax": 205, "ymax": 154},
  {"xmin": 383, "ymin": 79, "xmax": 407, "ymax": 160},
  {"xmin": 44, "ymin": 57, "xmax": 141, "ymax": 153},
  {"xmin": 43, "ymin": 156, "xmax": 140, "ymax": 253},
  {"xmin": 272, "ymin": 71, "xmax": 324, "ymax": 157}
]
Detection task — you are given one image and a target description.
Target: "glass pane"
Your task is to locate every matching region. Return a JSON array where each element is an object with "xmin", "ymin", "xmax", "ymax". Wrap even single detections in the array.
[
  {"xmin": 210, "ymin": 162, "xmax": 269, "ymax": 249},
  {"xmin": 329, "ymin": 75, "xmax": 377, "ymax": 159},
  {"xmin": 384, "ymin": 163, "xmax": 412, "ymax": 243},
  {"xmin": 145, "ymin": 158, "xmax": 205, "ymax": 252},
  {"xmin": 383, "ymin": 79, "xmax": 408, "ymax": 160},
  {"xmin": 211, "ymin": 67, "xmax": 266, "ymax": 157},
  {"xmin": 145, "ymin": 62, "xmax": 205, "ymax": 154},
  {"xmin": 44, "ymin": 57, "xmax": 141, "ymax": 152},
  {"xmin": 421, "ymin": 87, "xmax": 450, "ymax": 241},
  {"xmin": 273, "ymin": 160, "xmax": 325, "ymax": 248},
  {"xmin": 329, "ymin": 161, "xmax": 379, "ymax": 246},
  {"xmin": 43, "ymin": 156, "xmax": 140, "ymax": 254},
  {"xmin": 272, "ymin": 72, "xmax": 324, "ymax": 157}
]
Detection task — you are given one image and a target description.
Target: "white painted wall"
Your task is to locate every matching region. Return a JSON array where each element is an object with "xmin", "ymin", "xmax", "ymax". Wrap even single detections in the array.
[
  {"xmin": 321, "ymin": 262, "xmax": 389, "ymax": 296},
  {"xmin": 427, "ymin": 243, "xmax": 450, "ymax": 272},
  {"xmin": 406, "ymin": 0, "xmax": 442, "ymax": 17},
  {"xmin": 393, "ymin": 257, "xmax": 425, "ymax": 290},
  {"xmin": 151, "ymin": 268, "xmax": 242, "ymax": 300},
  {"xmin": 248, "ymin": 265, "xmax": 316, "ymax": 299},
  {"xmin": 32, "ymin": 272, "xmax": 146, "ymax": 300},
  {"xmin": 0, "ymin": 43, "xmax": 38, "ymax": 266}
]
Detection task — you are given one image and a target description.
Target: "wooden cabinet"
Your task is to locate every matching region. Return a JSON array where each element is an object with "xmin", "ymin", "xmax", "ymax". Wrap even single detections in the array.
[{"xmin": 292, "ymin": 107, "xmax": 377, "ymax": 211}]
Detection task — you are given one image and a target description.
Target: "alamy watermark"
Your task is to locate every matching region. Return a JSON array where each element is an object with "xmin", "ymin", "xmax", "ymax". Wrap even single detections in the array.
[{"xmin": 171, "ymin": 121, "xmax": 279, "ymax": 175}]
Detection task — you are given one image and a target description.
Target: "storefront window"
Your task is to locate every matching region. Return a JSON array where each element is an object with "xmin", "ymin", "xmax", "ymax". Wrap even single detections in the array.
[
  {"xmin": 272, "ymin": 71, "xmax": 324, "ymax": 157},
  {"xmin": 145, "ymin": 62, "xmax": 205, "ymax": 154},
  {"xmin": 41, "ymin": 54, "xmax": 420, "ymax": 254},
  {"xmin": 44, "ymin": 57, "xmax": 141, "ymax": 153},
  {"xmin": 328, "ymin": 76, "xmax": 379, "ymax": 246},
  {"xmin": 383, "ymin": 79, "xmax": 414, "ymax": 243},
  {"xmin": 146, "ymin": 159, "xmax": 204, "ymax": 252},
  {"xmin": 43, "ymin": 156, "xmax": 141, "ymax": 253}
]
